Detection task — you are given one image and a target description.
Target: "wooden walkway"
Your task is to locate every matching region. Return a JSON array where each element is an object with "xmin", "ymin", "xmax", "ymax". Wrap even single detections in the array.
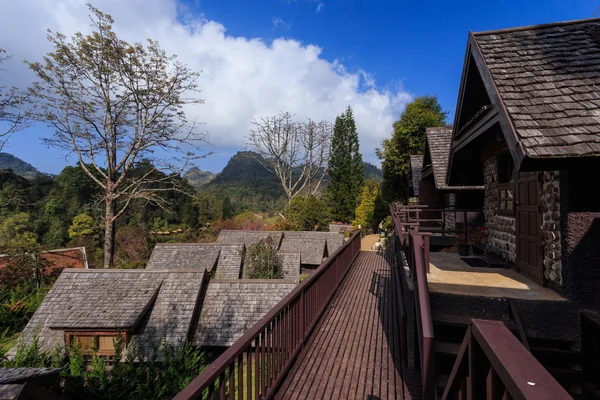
[{"xmin": 276, "ymin": 251, "xmax": 420, "ymax": 399}]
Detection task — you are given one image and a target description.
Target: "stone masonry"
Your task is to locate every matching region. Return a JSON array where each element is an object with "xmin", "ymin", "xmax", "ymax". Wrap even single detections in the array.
[
  {"xmin": 483, "ymin": 157, "xmax": 516, "ymax": 262},
  {"xmin": 541, "ymin": 171, "xmax": 562, "ymax": 284}
]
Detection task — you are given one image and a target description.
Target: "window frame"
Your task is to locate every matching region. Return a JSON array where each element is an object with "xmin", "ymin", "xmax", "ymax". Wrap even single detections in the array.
[
  {"xmin": 496, "ymin": 153, "xmax": 515, "ymax": 217},
  {"xmin": 65, "ymin": 331, "xmax": 127, "ymax": 357}
]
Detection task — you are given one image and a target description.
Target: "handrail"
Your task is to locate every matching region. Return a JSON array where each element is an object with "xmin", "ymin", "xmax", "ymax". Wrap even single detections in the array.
[
  {"xmin": 174, "ymin": 230, "xmax": 362, "ymax": 400},
  {"xmin": 442, "ymin": 319, "xmax": 572, "ymax": 400},
  {"xmin": 391, "ymin": 205, "xmax": 436, "ymax": 400},
  {"xmin": 581, "ymin": 311, "xmax": 600, "ymax": 395}
]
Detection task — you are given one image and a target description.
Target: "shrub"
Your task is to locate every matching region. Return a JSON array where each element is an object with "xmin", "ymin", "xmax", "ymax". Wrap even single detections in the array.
[
  {"xmin": 246, "ymin": 237, "xmax": 283, "ymax": 279},
  {"xmin": 0, "ymin": 281, "xmax": 50, "ymax": 335}
]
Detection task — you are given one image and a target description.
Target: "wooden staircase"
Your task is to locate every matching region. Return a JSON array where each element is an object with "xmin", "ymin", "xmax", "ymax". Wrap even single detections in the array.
[{"xmin": 431, "ymin": 309, "xmax": 600, "ymax": 399}]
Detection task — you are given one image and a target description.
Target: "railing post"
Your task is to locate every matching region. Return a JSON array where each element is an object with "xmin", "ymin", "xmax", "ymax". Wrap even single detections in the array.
[
  {"xmin": 423, "ymin": 234, "xmax": 431, "ymax": 274},
  {"xmin": 299, "ymin": 290, "xmax": 305, "ymax": 341}
]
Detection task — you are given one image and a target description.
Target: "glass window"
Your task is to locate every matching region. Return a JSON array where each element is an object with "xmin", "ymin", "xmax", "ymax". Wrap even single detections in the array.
[
  {"xmin": 98, "ymin": 336, "xmax": 117, "ymax": 352},
  {"xmin": 74, "ymin": 335, "xmax": 95, "ymax": 351}
]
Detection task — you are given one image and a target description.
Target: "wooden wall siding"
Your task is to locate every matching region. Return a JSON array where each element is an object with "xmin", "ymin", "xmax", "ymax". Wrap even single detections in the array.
[
  {"xmin": 418, "ymin": 179, "xmax": 440, "ymax": 209},
  {"xmin": 541, "ymin": 171, "xmax": 562, "ymax": 284},
  {"xmin": 483, "ymin": 157, "xmax": 517, "ymax": 262},
  {"xmin": 282, "ymin": 231, "xmax": 345, "ymax": 255},
  {"xmin": 146, "ymin": 244, "xmax": 221, "ymax": 271},
  {"xmin": 192, "ymin": 281, "xmax": 296, "ymax": 347},
  {"xmin": 216, "ymin": 230, "xmax": 284, "ymax": 248},
  {"xmin": 279, "ymin": 238, "xmax": 326, "ymax": 265},
  {"xmin": 8, "ymin": 270, "xmax": 207, "ymax": 358},
  {"xmin": 214, "ymin": 244, "xmax": 244, "ymax": 280},
  {"xmin": 474, "ymin": 20, "xmax": 600, "ymax": 159}
]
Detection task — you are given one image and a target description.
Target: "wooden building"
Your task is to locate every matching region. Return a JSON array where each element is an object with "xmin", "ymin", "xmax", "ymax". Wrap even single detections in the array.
[{"xmin": 447, "ymin": 18, "xmax": 600, "ymax": 303}]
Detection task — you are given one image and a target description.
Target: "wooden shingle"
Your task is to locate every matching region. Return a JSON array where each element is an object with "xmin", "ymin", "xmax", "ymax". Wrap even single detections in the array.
[
  {"xmin": 410, "ymin": 155, "xmax": 424, "ymax": 196},
  {"xmin": 282, "ymin": 231, "xmax": 345, "ymax": 256},
  {"xmin": 474, "ymin": 19, "xmax": 600, "ymax": 158},
  {"xmin": 146, "ymin": 243, "xmax": 221, "ymax": 271},
  {"xmin": 11, "ymin": 269, "xmax": 206, "ymax": 357},
  {"xmin": 192, "ymin": 281, "xmax": 295, "ymax": 347},
  {"xmin": 214, "ymin": 244, "xmax": 244, "ymax": 280},
  {"xmin": 279, "ymin": 237, "xmax": 326, "ymax": 265},
  {"xmin": 216, "ymin": 230, "xmax": 283, "ymax": 247},
  {"xmin": 279, "ymin": 252, "xmax": 301, "ymax": 282}
]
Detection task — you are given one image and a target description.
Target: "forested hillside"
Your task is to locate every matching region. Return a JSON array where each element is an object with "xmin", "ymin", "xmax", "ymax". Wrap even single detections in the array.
[{"xmin": 0, "ymin": 153, "xmax": 42, "ymax": 180}]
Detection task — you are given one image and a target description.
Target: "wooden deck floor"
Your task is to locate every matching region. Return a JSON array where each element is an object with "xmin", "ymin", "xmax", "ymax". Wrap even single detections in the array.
[{"xmin": 276, "ymin": 251, "xmax": 420, "ymax": 400}]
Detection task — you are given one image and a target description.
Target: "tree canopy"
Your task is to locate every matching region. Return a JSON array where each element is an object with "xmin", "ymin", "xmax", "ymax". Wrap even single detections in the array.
[
  {"xmin": 377, "ymin": 96, "xmax": 447, "ymax": 202},
  {"xmin": 326, "ymin": 106, "xmax": 364, "ymax": 223}
]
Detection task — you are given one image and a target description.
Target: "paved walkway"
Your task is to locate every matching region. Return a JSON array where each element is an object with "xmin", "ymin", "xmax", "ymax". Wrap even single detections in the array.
[
  {"xmin": 276, "ymin": 251, "xmax": 419, "ymax": 399},
  {"xmin": 361, "ymin": 234, "xmax": 382, "ymax": 251}
]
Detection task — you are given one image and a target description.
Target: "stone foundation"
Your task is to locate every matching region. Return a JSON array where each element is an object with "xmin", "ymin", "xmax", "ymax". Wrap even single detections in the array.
[
  {"xmin": 483, "ymin": 157, "xmax": 517, "ymax": 262},
  {"xmin": 541, "ymin": 171, "xmax": 562, "ymax": 284}
]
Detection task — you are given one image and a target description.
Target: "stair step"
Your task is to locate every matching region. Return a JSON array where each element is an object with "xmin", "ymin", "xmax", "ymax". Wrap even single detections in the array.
[
  {"xmin": 432, "ymin": 311, "xmax": 516, "ymax": 330},
  {"xmin": 436, "ymin": 341, "xmax": 461, "ymax": 356}
]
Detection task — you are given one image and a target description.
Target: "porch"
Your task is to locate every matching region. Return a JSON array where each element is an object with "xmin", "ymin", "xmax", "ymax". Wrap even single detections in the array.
[{"xmin": 427, "ymin": 252, "xmax": 565, "ymax": 301}]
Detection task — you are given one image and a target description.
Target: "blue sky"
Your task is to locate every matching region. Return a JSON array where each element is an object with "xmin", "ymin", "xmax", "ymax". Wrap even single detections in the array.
[{"xmin": 1, "ymin": 0, "xmax": 598, "ymax": 175}]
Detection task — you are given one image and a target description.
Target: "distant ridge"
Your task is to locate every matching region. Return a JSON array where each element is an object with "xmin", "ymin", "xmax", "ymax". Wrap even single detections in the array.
[{"xmin": 0, "ymin": 152, "xmax": 42, "ymax": 180}]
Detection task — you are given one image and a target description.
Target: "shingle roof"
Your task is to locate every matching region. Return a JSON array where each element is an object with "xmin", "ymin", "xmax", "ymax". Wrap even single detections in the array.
[
  {"xmin": 146, "ymin": 243, "xmax": 220, "ymax": 271},
  {"xmin": 12, "ymin": 269, "xmax": 206, "ymax": 357},
  {"xmin": 216, "ymin": 230, "xmax": 283, "ymax": 247},
  {"xmin": 279, "ymin": 237, "xmax": 326, "ymax": 265},
  {"xmin": 214, "ymin": 244, "xmax": 244, "ymax": 280},
  {"xmin": 282, "ymin": 231, "xmax": 345, "ymax": 256},
  {"xmin": 0, "ymin": 384, "xmax": 23, "ymax": 400},
  {"xmin": 410, "ymin": 155, "xmax": 424, "ymax": 196},
  {"xmin": 474, "ymin": 19, "xmax": 600, "ymax": 158},
  {"xmin": 193, "ymin": 281, "xmax": 295, "ymax": 347},
  {"xmin": 425, "ymin": 127, "xmax": 484, "ymax": 190},
  {"xmin": 0, "ymin": 368, "xmax": 60, "ymax": 384},
  {"xmin": 279, "ymin": 252, "xmax": 300, "ymax": 282}
]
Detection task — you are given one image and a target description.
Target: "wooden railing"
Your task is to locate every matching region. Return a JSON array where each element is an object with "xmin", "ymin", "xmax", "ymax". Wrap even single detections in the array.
[
  {"xmin": 441, "ymin": 319, "xmax": 572, "ymax": 400},
  {"xmin": 581, "ymin": 311, "xmax": 600, "ymax": 396},
  {"xmin": 391, "ymin": 204, "xmax": 436, "ymax": 400},
  {"xmin": 173, "ymin": 230, "xmax": 362, "ymax": 400}
]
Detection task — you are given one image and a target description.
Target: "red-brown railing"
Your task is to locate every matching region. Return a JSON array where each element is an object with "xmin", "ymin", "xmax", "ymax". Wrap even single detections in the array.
[
  {"xmin": 581, "ymin": 311, "xmax": 600, "ymax": 396},
  {"xmin": 173, "ymin": 230, "xmax": 362, "ymax": 400},
  {"xmin": 391, "ymin": 204, "xmax": 436, "ymax": 400},
  {"xmin": 441, "ymin": 319, "xmax": 573, "ymax": 400}
]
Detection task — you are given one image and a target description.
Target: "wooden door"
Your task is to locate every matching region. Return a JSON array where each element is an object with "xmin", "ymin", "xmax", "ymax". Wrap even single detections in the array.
[{"xmin": 516, "ymin": 172, "xmax": 543, "ymax": 284}]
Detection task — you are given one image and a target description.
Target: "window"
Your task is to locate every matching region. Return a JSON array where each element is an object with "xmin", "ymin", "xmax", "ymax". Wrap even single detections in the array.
[
  {"xmin": 66, "ymin": 332, "xmax": 125, "ymax": 356},
  {"xmin": 497, "ymin": 153, "xmax": 514, "ymax": 216}
]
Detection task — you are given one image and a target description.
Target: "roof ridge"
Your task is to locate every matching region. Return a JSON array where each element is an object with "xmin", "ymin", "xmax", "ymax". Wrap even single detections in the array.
[
  {"xmin": 61, "ymin": 268, "xmax": 207, "ymax": 274},
  {"xmin": 472, "ymin": 17, "xmax": 600, "ymax": 37}
]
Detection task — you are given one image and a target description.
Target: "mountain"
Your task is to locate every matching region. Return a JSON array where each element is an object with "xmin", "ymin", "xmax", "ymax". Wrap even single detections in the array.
[
  {"xmin": 200, "ymin": 151, "xmax": 286, "ymax": 212},
  {"xmin": 363, "ymin": 162, "xmax": 383, "ymax": 181},
  {"xmin": 0, "ymin": 153, "xmax": 42, "ymax": 180},
  {"xmin": 184, "ymin": 167, "xmax": 216, "ymax": 189}
]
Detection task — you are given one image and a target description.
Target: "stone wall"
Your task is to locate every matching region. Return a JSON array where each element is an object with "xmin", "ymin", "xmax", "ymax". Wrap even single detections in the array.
[
  {"xmin": 483, "ymin": 157, "xmax": 516, "ymax": 262},
  {"xmin": 541, "ymin": 171, "xmax": 562, "ymax": 285}
]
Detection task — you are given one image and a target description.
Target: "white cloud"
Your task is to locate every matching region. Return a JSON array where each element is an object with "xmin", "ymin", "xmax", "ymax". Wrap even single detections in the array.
[
  {"xmin": 316, "ymin": 2, "xmax": 325, "ymax": 12},
  {"xmin": 272, "ymin": 16, "xmax": 291, "ymax": 30},
  {"xmin": 0, "ymin": 0, "xmax": 412, "ymax": 167}
]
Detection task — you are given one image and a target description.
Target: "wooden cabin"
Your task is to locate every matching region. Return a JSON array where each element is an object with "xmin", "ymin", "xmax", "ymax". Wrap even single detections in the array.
[{"xmin": 447, "ymin": 18, "xmax": 600, "ymax": 304}]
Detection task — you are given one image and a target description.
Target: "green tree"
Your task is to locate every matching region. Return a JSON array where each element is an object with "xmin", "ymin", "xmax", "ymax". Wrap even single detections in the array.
[
  {"xmin": 286, "ymin": 196, "xmax": 331, "ymax": 231},
  {"xmin": 0, "ymin": 213, "xmax": 37, "ymax": 253},
  {"xmin": 27, "ymin": 5, "xmax": 207, "ymax": 267},
  {"xmin": 68, "ymin": 213, "xmax": 95, "ymax": 239},
  {"xmin": 354, "ymin": 185, "xmax": 378, "ymax": 231},
  {"xmin": 326, "ymin": 106, "xmax": 364, "ymax": 222},
  {"xmin": 246, "ymin": 237, "xmax": 284, "ymax": 279},
  {"xmin": 377, "ymin": 96, "xmax": 447, "ymax": 202}
]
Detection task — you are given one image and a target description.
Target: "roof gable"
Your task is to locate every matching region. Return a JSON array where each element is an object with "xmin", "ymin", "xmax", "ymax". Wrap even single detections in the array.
[
  {"xmin": 424, "ymin": 127, "xmax": 453, "ymax": 188},
  {"xmin": 282, "ymin": 231, "xmax": 344, "ymax": 255},
  {"xmin": 279, "ymin": 237, "xmax": 326, "ymax": 265},
  {"xmin": 214, "ymin": 244, "xmax": 244, "ymax": 280},
  {"xmin": 457, "ymin": 18, "xmax": 600, "ymax": 166}
]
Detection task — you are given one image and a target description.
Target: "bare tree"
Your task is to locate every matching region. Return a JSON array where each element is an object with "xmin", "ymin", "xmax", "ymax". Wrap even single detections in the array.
[
  {"xmin": 248, "ymin": 112, "xmax": 331, "ymax": 204},
  {"xmin": 26, "ymin": 5, "xmax": 208, "ymax": 267},
  {"xmin": 0, "ymin": 49, "xmax": 29, "ymax": 151}
]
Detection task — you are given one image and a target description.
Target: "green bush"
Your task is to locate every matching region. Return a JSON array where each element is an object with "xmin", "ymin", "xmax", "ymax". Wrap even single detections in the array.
[
  {"xmin": 0, "ymin": 281, "xmax": 50, "ymax": 335},
  {"xmin": 246, "ymin": 237, "xmax": 284, "ymax": 279},
  {"xmin": 1, "ymin": 334, "xmax": 208, "ymax": 400}
]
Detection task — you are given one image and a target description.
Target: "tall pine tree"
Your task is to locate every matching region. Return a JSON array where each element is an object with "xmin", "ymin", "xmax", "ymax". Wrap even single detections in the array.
[{"xmin": 327, "ymin": 106, "xmax": 364, "ymax": 222}]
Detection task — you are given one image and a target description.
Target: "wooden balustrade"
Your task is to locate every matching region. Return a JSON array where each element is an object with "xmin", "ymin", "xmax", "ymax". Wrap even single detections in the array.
[
  {"xmin": 391, "ymin": 205, "xmax": 436, "ymax": 400},
  {"xmin": 581, "ymin": 311, "xmax": 600, "ymax": 396},
  {"xmin": 173, "ymin": 231, "xmax": 362, "ymax": 400},
  {"xmin": 441, "ymin": 319, "xmax": 572, "ymax": 400}
]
